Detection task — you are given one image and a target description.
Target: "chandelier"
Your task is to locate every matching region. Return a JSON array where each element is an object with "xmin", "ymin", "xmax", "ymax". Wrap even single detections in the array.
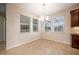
[{"xmin": 39, "ymin": 4, "xmax": 49, "ymax": 22}]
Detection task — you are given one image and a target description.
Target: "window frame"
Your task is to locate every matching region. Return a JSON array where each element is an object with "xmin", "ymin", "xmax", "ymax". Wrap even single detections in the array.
[
  {"xmin": 20, "ymin": 15, "xmax": 31, "ymax": 32},
  {"xmin": 33, "ymin": 18, "xmax": 38, "ymax": 32},
  {"xmin": 53, "ymin": 16, "xmax": 64, "ymax": 32},
  {"xmin": 44, "ymin": 20, "xmax": 51, "ymax": 32}
]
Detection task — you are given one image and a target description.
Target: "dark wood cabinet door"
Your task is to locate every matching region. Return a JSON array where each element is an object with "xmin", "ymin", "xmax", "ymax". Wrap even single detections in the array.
[
  {"xmin": 71, "ymin": 11, "xmax": 79, "ymax": 27},
  {"xmin": 71, "ymin": 13, "xmax": 79, "ymax": 27},
  {"xmin": 77, "ymin": 38, "xmax": 79, "ymax": 48},
  {"xmin": 72, "ymin": 35, "xmax": 78, "ymax": 48},
  {"xmin": 70, "ymin": 9, "xmax": 79, "ymax": 27},
  {"xmin": 72, "ymin": 34, "xmax": 79, "ymax": 49}
]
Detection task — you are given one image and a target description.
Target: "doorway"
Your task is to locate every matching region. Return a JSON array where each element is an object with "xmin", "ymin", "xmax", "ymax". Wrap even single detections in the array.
[{"xmin": 0, "ymin": 4, "xmax": 6, "ymax": 50}]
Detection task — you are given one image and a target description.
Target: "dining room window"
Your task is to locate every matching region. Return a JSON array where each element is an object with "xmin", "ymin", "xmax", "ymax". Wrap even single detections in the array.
[
  {"xmin": 44, "ymin": 20, "xmax": 51, "ymax": 32},
  {"xmin": 53, "ymin": 16, "xmax": 64, "ymax": 32},
  {"xmin": 20, "ymin": 15, "xmax": 31, "ymax": 32},
  {"xmin": 33, "ymin": 18, "xmax": 38, "ymax": 32}
]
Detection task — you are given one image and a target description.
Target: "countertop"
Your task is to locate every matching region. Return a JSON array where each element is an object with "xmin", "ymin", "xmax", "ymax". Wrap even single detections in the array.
[
  {"xmin": 71, "ymin": 27, "xmax": 79, "ymax": 35},
  {"xmin": 71, "ymin": 31, "xmax": 79, "ymax": 35}
]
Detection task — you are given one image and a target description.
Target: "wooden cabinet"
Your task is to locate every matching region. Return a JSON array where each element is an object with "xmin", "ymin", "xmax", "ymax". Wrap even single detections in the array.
[
  {"xmin": 72, "ymin": 34, "xmax": 79, "ymax": 49},
  {"xmin": 70, "ymin": 9, "xmax": 79, "ymax": 27}
]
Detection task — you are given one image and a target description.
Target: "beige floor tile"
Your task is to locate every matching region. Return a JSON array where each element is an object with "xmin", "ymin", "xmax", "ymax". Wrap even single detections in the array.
[{"xmin": 0, "ymin": 39, "xmax": 79, "ymax": 55}]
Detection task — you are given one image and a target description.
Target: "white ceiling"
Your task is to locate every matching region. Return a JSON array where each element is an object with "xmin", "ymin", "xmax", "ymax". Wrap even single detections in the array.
[{"xmin": 15, "ymin": 3, "xmax": 79, "ymax": 17}]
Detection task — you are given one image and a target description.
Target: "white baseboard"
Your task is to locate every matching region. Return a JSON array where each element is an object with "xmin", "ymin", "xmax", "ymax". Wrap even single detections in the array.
[
  {"xmin": 44, "ymin": 38, "xmax": 70, "ymax": 45},
  {"xmin": 6, "ymin": 38, "xmax": 70, "ymax": 50},
  {"xmin": 6, "ymin": 38, "xmax": 39, "ymax": 50}
]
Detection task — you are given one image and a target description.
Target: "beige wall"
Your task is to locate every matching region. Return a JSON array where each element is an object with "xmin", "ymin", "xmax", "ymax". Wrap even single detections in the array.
[
  {"xmin": 6, "ymin": 4, "xmax": 41, "ymax": 49},
  {"xmin": 42, "ymin": 5, "xmax": 79, "ymax": 45},
  {"xmin": 6, "ymin": 4, "xmax": 79, "ymax": 49}
]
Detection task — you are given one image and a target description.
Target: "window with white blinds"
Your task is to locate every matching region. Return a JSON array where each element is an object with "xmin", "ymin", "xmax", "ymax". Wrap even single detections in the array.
[
  {"xmin": 33, "ymin": 18, "xmax": 38, "ymax": 32},
  {"xmin": 20, "ymin": 15, "xmax": 31, "ymax": 32},
  {"xmin": 45, "ymin": 20, "xmax": 51, "ymax": 32},
  {"xmin": 53, "ymin": 16, "xmax": 64, "ymax": 32}
]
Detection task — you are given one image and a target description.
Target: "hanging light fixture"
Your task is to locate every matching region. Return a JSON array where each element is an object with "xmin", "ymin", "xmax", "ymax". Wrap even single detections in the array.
[{"xmin": 39, "ymin": 3, "xmax": 49, "ymax": 22}]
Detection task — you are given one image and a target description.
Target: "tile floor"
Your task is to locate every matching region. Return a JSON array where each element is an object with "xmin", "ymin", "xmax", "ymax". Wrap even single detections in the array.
[
  {"xmin": 0, "ymin": 39, "xmax": 79, "ymax": 55},
  {"xmin": 0, "ymin": 41, "xmax": 6, "ymax": 51}
]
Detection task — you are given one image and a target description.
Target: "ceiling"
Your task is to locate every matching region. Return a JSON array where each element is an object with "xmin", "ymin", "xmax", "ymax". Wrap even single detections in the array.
[{"xmin": 13, "ymin": 3, "xmax": 79, "ymax": 17}]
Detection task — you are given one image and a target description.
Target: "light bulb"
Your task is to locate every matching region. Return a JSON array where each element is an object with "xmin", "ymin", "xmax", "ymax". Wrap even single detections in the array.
[{"xmin": 45, "ymin": 16, "xmax": 49, "ymax": 20}]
